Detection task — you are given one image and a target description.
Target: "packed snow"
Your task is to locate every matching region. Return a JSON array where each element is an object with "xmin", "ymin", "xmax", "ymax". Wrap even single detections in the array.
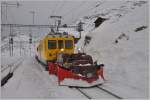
[
  {"xmin": 61, "ymin": 78, "xmax": 104, "ymax": 87},
  {"xmin": 2, "ymin": 57, "xmax": 87, "ymax": 98},
  {"xmin": 77, "ymin": 0, "xmax": 149, "ymax": 98}
]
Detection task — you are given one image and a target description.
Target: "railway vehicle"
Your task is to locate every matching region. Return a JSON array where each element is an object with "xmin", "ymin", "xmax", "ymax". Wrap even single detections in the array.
[
  {"xmin": 36, "ymin": 31, "xmax": 105, "ymax": 87},
  {"xmin": 36, "ymin": 32, "xmax": 74, "ymax": 66}
]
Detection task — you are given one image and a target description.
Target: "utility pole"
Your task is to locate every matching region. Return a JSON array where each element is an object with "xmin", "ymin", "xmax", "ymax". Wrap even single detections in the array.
[
  {"xmin": 1, "ymin": 1, "xmax": 21, "ymax": 56},
  {"xmin": 30, "ymin": 11, "xmax": 35, "ymax": 25},
  {"xmin": 1, "ymin": 1, "xmax": 21, "ymax": 34},
  {"xmin": 20, "ymin": 35, "xmax": 21, "ymax": 56},
  {"xmin": 1, "ymin": 1, "xmax": 21, "ymax": 24},
  {"xmin": 29, "ymin": 11, "xmax": 35, "ymax": 56},
  {"xmin": 77, "ymin": 21, "xmax": 84, "ymax": 39},
  {"xmin": 9, "ymin": 25, "xmax": 13, "ymax": 56}
]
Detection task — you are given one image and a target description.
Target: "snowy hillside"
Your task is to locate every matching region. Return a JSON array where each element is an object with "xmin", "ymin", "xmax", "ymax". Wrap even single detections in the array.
[{"xmin": 77, "ymin": 0, "xmax": 149, "ymax": 98}]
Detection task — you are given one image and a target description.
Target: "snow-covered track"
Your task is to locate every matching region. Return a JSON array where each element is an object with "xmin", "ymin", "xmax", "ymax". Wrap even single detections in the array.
[
  {"xmin": 1, "ymin": 61, "xmax": 17, "ymax": 72},
  {"xmin": 75, "ymin": 87, "xmax": 92, "ymax": 99},
  {"xmin": 1, "ymin": 58, "xmax": 24, "ymax": 72},
  {"xmin": 1, "ymin": 58, "xmax": 24, "ymax": 86},
  {"xmin": 11, "ymin": 59, "xmax": 24, "ymax": 72},
  {"xmin": 69, "ymin": 85, "xmax": 123, "ymax": 99},
  {"xmin": 96, "ymin": 86, "xmax": 123, "ymax": 99}
]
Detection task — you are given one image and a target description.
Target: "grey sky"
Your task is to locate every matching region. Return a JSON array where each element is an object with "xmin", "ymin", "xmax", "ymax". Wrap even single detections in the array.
[{"xmin": 2, "ymin": 0, "xmax": 99, "ymax": 25}]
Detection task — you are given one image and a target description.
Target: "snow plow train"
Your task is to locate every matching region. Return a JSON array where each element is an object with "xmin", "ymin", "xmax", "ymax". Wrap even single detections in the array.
[{"xmin": 36, "ymin": 32, "xmax": 105, "ymax": 87}]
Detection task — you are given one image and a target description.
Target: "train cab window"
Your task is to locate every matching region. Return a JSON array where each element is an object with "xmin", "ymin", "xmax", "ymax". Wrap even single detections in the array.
[
  {"xmin": 48, "ymin": 40, "xmax": 56, "ymax": 49},
  {"xmin": 58, "ymin": 40, "xmax": 64, "ymax": 49},
  {"xmin": 65, "ymin": 40, "xmax": 73, "ymax": 49}
]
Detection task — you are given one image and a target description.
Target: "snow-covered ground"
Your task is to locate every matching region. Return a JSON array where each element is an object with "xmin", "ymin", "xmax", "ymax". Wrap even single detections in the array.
[
  {"xmin": 77, "ymin": 0, "xmax": 149, "ymax": 98},
  {"xmin": 1, "ymin": 0, "xmax": 149, "ymax": 99},
  {"xmin": 1, "ymin": 57, "xmax": 86, "ymax": 98}
]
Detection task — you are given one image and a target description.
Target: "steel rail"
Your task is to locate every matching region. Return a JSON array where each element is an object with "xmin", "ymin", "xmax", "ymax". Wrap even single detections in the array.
[
  {"xmin": 96, "ymin": 86, "xmax": 123, "ymax": 99},
  {"xmin": 75, "ymin": 87, "xmax": 92, "ymax": 99},
  {"xmin": 1, "ymin": 58, "xmax": 23, "ymax": 72}
]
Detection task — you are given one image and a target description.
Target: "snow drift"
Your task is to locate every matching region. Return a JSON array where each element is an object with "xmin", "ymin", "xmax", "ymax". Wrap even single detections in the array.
[{"xmin": 78, "ymin": 1, "xmax": 148, "ymax": 98}]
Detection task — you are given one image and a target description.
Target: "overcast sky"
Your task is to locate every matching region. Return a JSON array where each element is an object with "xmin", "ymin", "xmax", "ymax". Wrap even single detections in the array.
[{"xmin": 1, "ymin": 0, "xmax": 100, "ymax": 25}]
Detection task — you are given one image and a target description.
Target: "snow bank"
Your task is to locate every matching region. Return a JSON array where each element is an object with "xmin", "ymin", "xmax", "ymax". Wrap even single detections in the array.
[
  {"xmin": 79, "ymin": 1, "xmax": 148, "ymax": 98},
  {"xmin": 1, "ymin": 57, "xmax": 86, "ymax": 98}
]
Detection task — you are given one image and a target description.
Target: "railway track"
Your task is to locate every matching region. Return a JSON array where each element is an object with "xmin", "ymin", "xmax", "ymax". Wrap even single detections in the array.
[
  {"xmin": 1, "ymin": 58, "xmax": 24, "ymax": 73},
  {"xmin": 11, "ymin": 59, "xmax": 24, "ymax": 72},
  {"xmin": 75, "ymin": 87, "xmax": 92, "ymax": 99},
  {"xmin": 1, "ymin": 58, "xmax": 24, "ymax": 86},
  {"xmin": 69, "ymin": 85, "xmax": 123, "ymax": 99},
  {"xmin": 96, "ymin": 86, "xmax": 123, "ymax": 99}
]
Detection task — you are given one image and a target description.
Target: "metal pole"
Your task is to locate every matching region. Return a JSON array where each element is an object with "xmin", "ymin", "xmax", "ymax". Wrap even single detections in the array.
[
  {"xmin": 30, "ymin": 45, "xmax": 31, "ymax": 56},
  {"xmin": 79, "ymin": 31, "xmax": 81, "ymax": 39},
  {"xmin": 1, "ymin": 2, "xmax": 21, "ymax": 24},
  {"xmin": 29, "ymin": 11, "xmax": 35, "ymax": 56},
  {"xmin": 33, "ymin": 11, "xmax": 35, "ymax": 25},
  {"xmin": 12, "ymin": 39, "xmax": 13, "ymax": 56},
  {"xmin": 5, "ymin": 4, "xmax": 7, "ymax": 24},
  {"xmin": 9, "ymin": 40, "xmax": 11, "ymax": 56},
  {"xmin": 1, "ymin": 3, "xmax": 3, "ymax": 23},
  {"xmin": 9, "ymin": 25, "xmax": 11, "ymax": 56},
  {"xmin": 12, "ymin": 27, "xmax": 13, "ymax": 56},
  {"xmin": 29, "ymin": 11, "xmax": 35, "ymax": 25},
  {"xmin": 49, "ymin": 16, "xmax": 62, "ymax": 32},
  {"xmin": 1, "ymin": 3, "xmax": 3, "ymax": 33},
  {"xmin": 1, "ymin": 1, "xmax": 21, "ymax": 56},
  {"xmin": 20, "ymin": 40, "xmax": 21, "ymax": 56}
]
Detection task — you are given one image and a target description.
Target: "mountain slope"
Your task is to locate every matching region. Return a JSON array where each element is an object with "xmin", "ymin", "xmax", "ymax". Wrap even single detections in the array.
[{"xmin": 78, "ymin": 1, "xmax": 148, "ymax": 98}]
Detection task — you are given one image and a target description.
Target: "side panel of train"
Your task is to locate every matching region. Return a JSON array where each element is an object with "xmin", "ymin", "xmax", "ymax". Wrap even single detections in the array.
[{"xmin": 36, "ymin": 37, "xmax": 75, "ymax": 65}]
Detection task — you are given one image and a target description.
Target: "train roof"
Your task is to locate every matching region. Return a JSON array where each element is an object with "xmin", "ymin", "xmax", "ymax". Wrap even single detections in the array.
[{"xmin": 46, "ymin": 32, "xmax": 74, "ymax": 38}]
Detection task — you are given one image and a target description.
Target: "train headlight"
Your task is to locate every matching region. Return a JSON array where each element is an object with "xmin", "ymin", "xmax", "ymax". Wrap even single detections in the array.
[
  {"xmin": 78, "ymin": 48, "xmax": 82, "ymax": 53},
  {"xmin": 60, "ymin": 48, "xmax": 64, "ymax": 52}
]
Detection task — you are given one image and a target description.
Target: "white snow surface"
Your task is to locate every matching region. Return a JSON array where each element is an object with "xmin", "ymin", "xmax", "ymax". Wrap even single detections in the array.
[
  {"xmin": 78, "ymin": 1, "xmax": 149, "ymax": 98},
  {"xmin": 1, "ymin": 0, "xmax": 149, "ymax": 99},
  {"xmin": 1, "ymin": 57, "xmax": 86, "ymax": 98},
  {"xmin": 61, "ymin": 77, "xmax": 104, "ymax": 87}
]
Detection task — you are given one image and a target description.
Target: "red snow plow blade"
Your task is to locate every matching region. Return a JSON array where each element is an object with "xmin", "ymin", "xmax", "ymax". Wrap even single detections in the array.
[
  {"xmin": 48, "ymin": 62, "xmax": 105, "ymax": 87},
  {"xmin": 57, "ymin": 65, "xmax": 104, "ymax": 87}
]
